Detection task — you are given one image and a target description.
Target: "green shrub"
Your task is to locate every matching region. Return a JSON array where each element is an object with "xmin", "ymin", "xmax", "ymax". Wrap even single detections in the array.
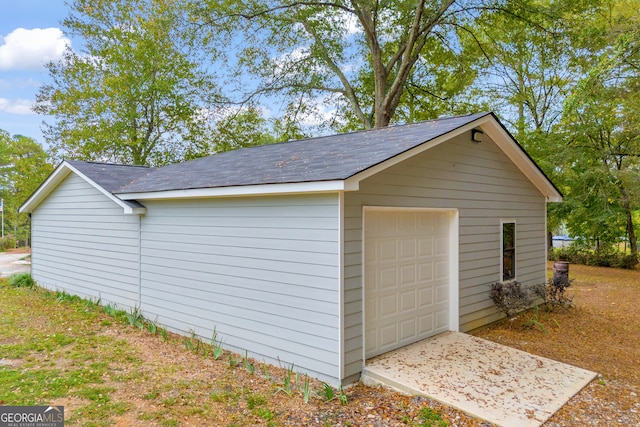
[
  {"xmin": 0, "ymin": 235, "xmax": 17, "ymax": 251},
  {"xmin": 549, "ymin": 248, "xmax": 638, "ymax": 270},
  {"xmin": 8, "ymin": 273, "xmax": 36, "ymax": 288}
]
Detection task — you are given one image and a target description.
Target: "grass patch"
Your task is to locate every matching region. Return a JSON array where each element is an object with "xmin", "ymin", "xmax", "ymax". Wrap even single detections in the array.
[
  {"xmin": 414, "ymin": 406, "xmax": 449, "ymax": 426},
  {"xmin": 7, "ymin": 272, "xmax": 36, "ymax": 288},
  {"xmin": 0, "ymin": 282, "xmax": 139, "ymax": 424}
]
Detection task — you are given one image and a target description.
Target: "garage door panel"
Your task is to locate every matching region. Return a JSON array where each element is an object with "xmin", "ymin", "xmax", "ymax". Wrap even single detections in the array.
[
  {"xmin": 435, "ymin": 236, "xmax": 449, "ymax": 255},
  {"xmin": 379, "ymin": 294, "xmax": 397, "ymax": 317},
  {"xmin": 435, "ymin": 284, "xmax": 448, "ymax": 304},
  {"xmin": 379, "ymin": 267, "xmax": 397, "ymax": 291},
  {"xmin": 400, "ymin": 290, "xmax": 417, "ymax": 311},
  {"xmin": 380, "ymin": 324, "xmax": 396, "ymax": 347},
  {"xmin": 417, "ymin": 214, "xmax": 435, "ymax": 232},
  {"xmin": 418, "ymin": 287, "xmax": 434, "ymax": 307},
  {"xmin": 398, "ymin": 215, "xmax": 415, "ymax": 235},
  {"xmin": 435, "ymin": 310, "xmax": 448, "ymax": 329},
  {"xmin": 400, "ymin": 319, "xmax": 416, "ymax": 340},
  {"xmin": 418, "ymin": 263, "xmax": 434, "ymax": 282},
  {"xmin": 365, "ymin": 209, "xmax": 451, "ymax": 359},
  {"xmin": 419, "ymin": 314, "xmax": 434, "ymax": 335},
  {"xmin": 378, "ymin": 239, "xmax": 398, "ymax": 262},
  {"xmin": 399, "ymin": 238, "xmax": 416, "ymax": 259},
  {"xmin": 418, "ymin": 237, "xmax": 434, "ymax": 257},
  {"xmin": 399, "ymin": 264, "xmax": 416, "ymax": 286}
]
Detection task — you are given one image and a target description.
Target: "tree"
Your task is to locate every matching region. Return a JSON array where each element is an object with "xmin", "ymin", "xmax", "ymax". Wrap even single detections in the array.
[
  {"xmin": 0, "ymin": 131, "xmax": 54, "ymax": 245},
  {"xmin": 558, "ymin": 7, "xmax": 640, "ymax": 255},
  {"xmin": 469, "ymin": 1, "xmax": 579, "ymax": 140},
  {"xmin": 191, "ymin": 0, "xmax": 506, "ymax": 131},
  {"xmin": 34, "ymin": 0, "xmax": 221, "ymax": 166}
]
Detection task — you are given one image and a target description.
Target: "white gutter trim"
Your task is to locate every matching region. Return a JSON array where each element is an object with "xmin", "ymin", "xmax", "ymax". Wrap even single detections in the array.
[{"xmin": 117, "ymin": 179, "xmax": 359, "ymax": 200}]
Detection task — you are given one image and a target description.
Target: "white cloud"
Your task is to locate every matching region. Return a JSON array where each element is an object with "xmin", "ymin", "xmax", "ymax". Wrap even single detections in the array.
[
  {"xmin": 0, "ymin": 98, "xmax": 35, "ymax": 115},
  {"xmin": 0, "ymin": 28, "xmax": 71, "ymax": 70}
]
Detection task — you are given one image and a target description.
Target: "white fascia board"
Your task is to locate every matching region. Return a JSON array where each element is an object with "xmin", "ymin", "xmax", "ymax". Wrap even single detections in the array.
[
  {"xmin": 117, "ymin": 179, "xmax": 357, "ymax": 201},
  {"xmin": 481, "ymin": 120, "xmax": 563, "ymax": 202},
  {"xmin": 19, "ymin": 161, "xmax": 146, "ymax": 215},
  {"xmin": 66, "ymin": 163, "xmax": 146, "ymax": 215},
  {"xmin": 19, "ymin": 163, "xmax": 72, "ymax": 213},
  {"xmin": 346, "ymin": 117, "xmax": 489, "ymax": 185}
]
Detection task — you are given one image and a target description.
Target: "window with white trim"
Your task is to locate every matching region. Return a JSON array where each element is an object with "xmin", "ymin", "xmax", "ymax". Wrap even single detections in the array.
[{"xmin": 502, "ymin": 222, "xmax": 516, "ymax": 281}]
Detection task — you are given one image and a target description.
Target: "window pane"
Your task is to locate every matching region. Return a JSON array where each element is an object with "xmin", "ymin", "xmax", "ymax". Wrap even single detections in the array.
[{"xmin": 503, "ymin": 222, "xmax": 515, "ymax": 281}]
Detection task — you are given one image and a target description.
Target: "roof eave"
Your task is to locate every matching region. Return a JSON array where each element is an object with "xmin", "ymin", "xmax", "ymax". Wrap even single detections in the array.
[
  {"xmin": 116, "ymin": 179, "xmax": 357, "ymax": 201},
  {"xmin": 19, "ymin": 161, "xmax": 147, "ymax": 215}
]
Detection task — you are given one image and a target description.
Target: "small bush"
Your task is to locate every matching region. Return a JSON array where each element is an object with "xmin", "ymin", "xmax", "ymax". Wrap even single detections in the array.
[
  {"xmin": 532, "ymin": 279, "xmax": 574, "ymax": 310},
  {"xmin": 8, "ymin": 273, "xmax": 36, "ymax": 288},
  {"xmin": 490, "ymin": 281, "xmax": 535, "ymax": 318},
  {"xmin": 0, "ymin": 235, "xmax": 16, "ymax": 251}
]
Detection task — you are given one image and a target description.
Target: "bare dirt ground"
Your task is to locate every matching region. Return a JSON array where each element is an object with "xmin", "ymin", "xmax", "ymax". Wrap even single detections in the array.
[{"xmin": 2, "ymin": 261, "xmax": 638, "ymax": 426}]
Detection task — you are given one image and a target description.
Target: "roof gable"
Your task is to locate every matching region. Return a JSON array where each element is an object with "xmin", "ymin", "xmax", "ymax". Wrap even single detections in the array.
[{"xmin": 20, "ymin": 161, "xmax": 152, "ymax": 214}]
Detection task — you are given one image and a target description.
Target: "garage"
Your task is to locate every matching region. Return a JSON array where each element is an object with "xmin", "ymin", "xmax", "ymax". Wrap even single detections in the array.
[{"xmin": 364, "ymin": 208, "xmax": 456, "ymax": 358}]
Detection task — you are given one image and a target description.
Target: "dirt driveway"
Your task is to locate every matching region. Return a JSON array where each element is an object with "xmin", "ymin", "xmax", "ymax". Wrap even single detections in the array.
[{"xmin": 0, "ymin": 250, "xmax": 30, "ymax": 278}]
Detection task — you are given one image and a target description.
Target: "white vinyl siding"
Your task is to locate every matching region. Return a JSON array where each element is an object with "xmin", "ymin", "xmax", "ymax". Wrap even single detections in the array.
[
  {"xmin": 30, "ymin": 173, "xmax": 141, "ymax": 307},
  {"xmin": 138, "ymin": 193, "xmax": 342, "ymax": 384},
  {"xmin": 343, "ymin": 131, "xmax": 547, "ymax": 379}
]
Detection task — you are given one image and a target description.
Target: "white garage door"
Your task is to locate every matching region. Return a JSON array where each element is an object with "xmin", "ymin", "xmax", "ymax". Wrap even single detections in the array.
[{"xmin": 364, "ymin": 209, "xmax": 451, "ymax": 358}]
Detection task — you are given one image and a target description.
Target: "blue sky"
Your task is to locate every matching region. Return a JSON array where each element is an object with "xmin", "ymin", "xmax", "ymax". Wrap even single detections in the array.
[{"xmin": 0, "ymin": 1, "xmax": 72, "ymax": 145}]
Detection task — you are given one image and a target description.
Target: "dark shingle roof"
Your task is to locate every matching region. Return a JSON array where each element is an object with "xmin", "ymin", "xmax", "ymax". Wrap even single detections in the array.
[
  {"xmin": 118, "ymin": 112, "xmax": 490, "ymax": 194},
  {"xmin": 67, "ymin": 160, "xmax": 154, "ymax": 193}
]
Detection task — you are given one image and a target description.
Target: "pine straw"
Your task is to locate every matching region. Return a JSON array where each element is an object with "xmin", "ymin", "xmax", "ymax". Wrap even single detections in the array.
[{"xmin": 474, "ymin": 262, "xmax": 640, "ymax": 426}]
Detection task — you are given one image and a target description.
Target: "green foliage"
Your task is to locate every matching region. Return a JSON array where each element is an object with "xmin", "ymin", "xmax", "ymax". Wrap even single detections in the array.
[
  {"xmin": 0, "ymin": 285, "xmax": 141, "ymax": 421},
  {"xmin": 549, "ymin": 247, "xmax": 639, "ymax": 269},
  {"xmin": 34, "ymin": 0, "xmax": 221, "ymax": 166},
  {"xmin": 302, "ymin": 375, "xmax": 312, "ymax": 404},
  {"xmin": 184, "ymin": 329, "xmax": 202, "ymax": 353},
  {"xmin": 318, "ymin": 382, "xmax": 348, "ymax": 405},
  {"xmin": 469, "ymin": 1, "xmax": 577, "ymax": 139},
  {"xmin": 7, "ymin": 273, "xmax": 36, "ymax": 288},
  {"xmin": 126, "ymin": 306, "xmax": 145, "ymax": 330},
  {"xmin": 319, "ymin": 382, "xmax": 335, "ymax": 401},
  {"xmin": 554, "ymin": 1, "xmax": 640, "ymax": 256},
  {"xmin": 185, "ymin": 107, "xmax": 287, "ymax": 158},
  {"xmin": 524, "ymin": 305, "xmax": 549, "ymax": 334},
  {"xmin": 0, "ymin": 235, "xmax": 16, "ymax": 251},
  {"xmin": 0, "ymin": 131, "xmax": 54, "ymax": 246},
  {"xmin": 210, "ymin": 329, "xmax": 225, "ymax": 360},
  {"xmin": 414, "ymin": 406, "xmax": 449, "ymax": 427},
  {"xmin": 277, "ymin": 363, "xmax": 295, "ymax": 397},
  {"xmin": 191, "ymin": 0, "xmax": 488, "ymax": 130}
]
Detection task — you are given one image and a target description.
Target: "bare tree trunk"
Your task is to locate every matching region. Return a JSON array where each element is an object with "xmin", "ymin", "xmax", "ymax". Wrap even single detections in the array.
[{"xmin": 621, "ymin": 185, "xmax": 638, "ymax": 255}]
